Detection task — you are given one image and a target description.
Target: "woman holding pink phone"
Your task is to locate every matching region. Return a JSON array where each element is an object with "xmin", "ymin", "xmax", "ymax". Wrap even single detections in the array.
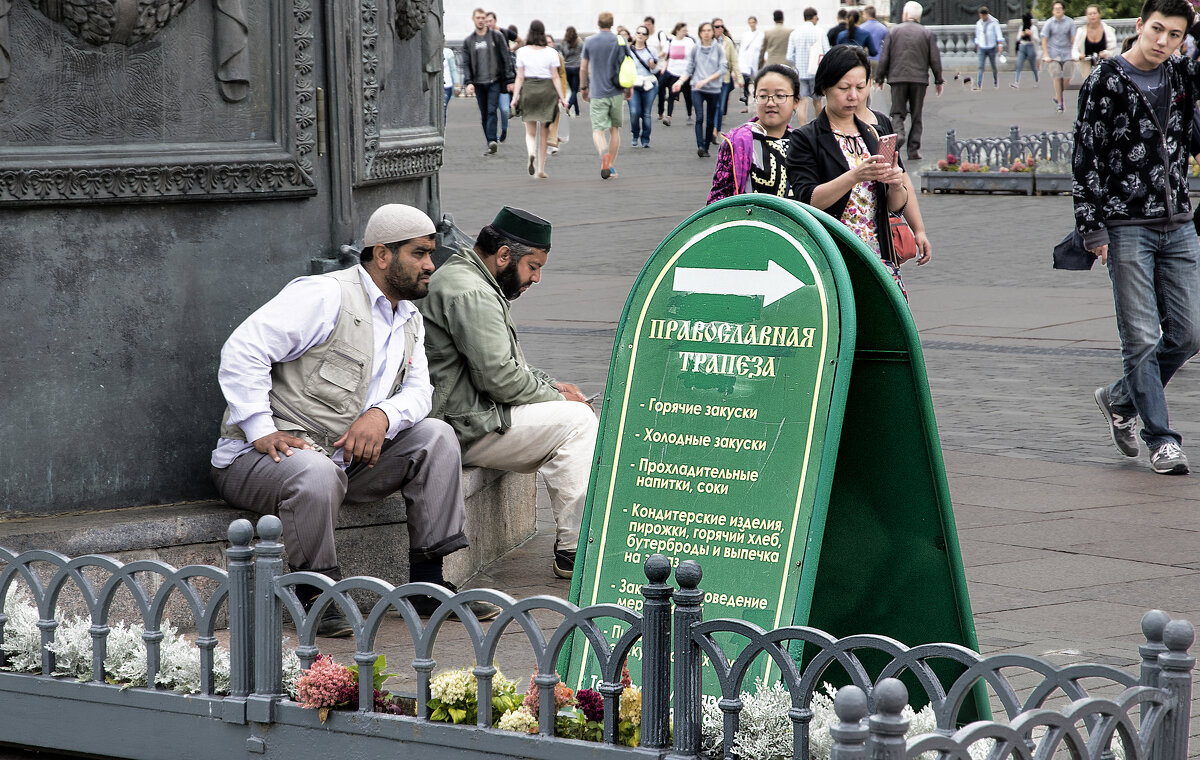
[{"xmin": 784, "ymin": 45, "xmax": 911, "ymax": 297}]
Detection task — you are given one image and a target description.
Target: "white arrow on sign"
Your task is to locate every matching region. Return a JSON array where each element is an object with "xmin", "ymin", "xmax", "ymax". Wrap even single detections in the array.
[{"xmin": 672, "ymin": 260, "xmax": 805, "ymax": 306}]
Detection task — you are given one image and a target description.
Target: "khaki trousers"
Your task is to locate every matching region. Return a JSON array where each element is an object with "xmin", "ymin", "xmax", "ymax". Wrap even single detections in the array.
[
  {"xmin": 462, "ymin": 400, "xmax": 597, "ymax": 551},
  {"xmin": 212, "ymin": 418, "xmax": 468, "ymax": 571}
]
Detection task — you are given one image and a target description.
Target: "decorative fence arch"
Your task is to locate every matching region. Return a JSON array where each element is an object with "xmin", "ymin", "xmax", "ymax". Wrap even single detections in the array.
[{"xmin": 0, "ymin": 517, "xmax": 1193, "ymax": 760}]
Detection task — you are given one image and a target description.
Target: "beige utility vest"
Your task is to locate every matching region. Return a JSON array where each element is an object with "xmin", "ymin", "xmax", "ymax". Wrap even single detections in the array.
[{"xmin": 219, "ymin": 267, "xmax": 419, "ymax": 456}]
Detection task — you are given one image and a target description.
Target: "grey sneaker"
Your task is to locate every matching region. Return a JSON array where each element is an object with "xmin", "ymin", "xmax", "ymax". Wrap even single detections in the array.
[
  {"xmin": 1150, "ymin": 442, "xmax": 1190, "ymax": 475},
  {"xmin": 487, "ymin": 140, "xmax": 498, "ymax": 154},
  {"xmin": 1094, "ymin": 387, "xmax": 1139, "ymax": 457}
]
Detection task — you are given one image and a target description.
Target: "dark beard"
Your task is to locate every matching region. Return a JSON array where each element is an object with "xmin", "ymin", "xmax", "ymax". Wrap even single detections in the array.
[
  {"xmin": 496, "ymin": 260, "xmax": 525, "ymax": 300},
  {"xmin": 386, "ymin": 261, "xmax": 428, "ymax": 301}
]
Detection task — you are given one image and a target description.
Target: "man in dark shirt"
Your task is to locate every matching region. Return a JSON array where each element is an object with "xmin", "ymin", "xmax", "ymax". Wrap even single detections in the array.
[
  {"xmin": 462, "ymin": 8, "xmax": 514, "ymax": 155},
  {"xmin": 827, "ymin": 9, "xmax": 848, "ymax": 47},
  {"xmin": 1075, "ymin": 0, "xmax": 1200, "ymax": 475}
]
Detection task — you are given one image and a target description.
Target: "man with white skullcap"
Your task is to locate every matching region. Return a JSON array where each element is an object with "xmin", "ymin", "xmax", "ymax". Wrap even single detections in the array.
[{"xmin": 211, "ymin": 204, "xmax": 498, "ymax": 636}]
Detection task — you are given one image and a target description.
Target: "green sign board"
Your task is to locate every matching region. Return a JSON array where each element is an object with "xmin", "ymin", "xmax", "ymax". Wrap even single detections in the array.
[
  {"xmin": 564, "ymin": 195, "xmax": 985, "ymax": 720},
  {"xmin": 564, "ymin": 197, "xmax": 855, "ymax": 694}
]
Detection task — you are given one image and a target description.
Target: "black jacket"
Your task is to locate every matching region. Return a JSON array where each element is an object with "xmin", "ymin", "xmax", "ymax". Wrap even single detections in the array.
[
  {"xmin": 785, "ymin": 109, "xmax": 899, "ymax": 266},
  {"xmin": 1073, "ymin": 56, "xmax": 1198, "ymax": 249},
  {"xmin": 462, "ymin": 29, "xmax": 515, "ymax": 86}
]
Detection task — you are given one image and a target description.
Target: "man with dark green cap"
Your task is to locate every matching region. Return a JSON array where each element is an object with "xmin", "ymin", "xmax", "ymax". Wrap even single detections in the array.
[{"xmin": 420, "ymin": 207, "xmax": 597, "ymax": 579}]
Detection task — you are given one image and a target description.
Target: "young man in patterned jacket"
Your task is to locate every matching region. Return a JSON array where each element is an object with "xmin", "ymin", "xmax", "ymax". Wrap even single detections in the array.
[{"xmin": 1073, "ymin": 0, "xmax": 1200, "ymax": 474}]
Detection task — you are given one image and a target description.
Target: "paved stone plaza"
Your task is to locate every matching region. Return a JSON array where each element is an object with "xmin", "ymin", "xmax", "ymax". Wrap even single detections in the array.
[
  {"xmin": 4, "ymin": 76, "xmax": 1199, "ymax": 760},
  {"xmin": 434, "ymin": 78, "xmax": 1200, "ymax": 743}
]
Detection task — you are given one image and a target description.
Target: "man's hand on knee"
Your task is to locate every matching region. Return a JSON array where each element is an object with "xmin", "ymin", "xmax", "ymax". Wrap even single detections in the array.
[
  {"xmin": 253, "ymin": 432, "xmax": 313, "ymax": 463},
  {"xmin": 334, "ymin": 407, "xmax": 390, "ymax": 467},
  {"xmin": 556, "ymin": 382, "xmax": 589, "ymax": 404}
]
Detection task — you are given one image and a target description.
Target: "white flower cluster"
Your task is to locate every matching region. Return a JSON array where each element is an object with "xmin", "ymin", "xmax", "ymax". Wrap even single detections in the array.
[
  {"xmin": 700, "ymin": 679, "xmax": 983, "ymax": 760},
  {"xmin": 430, "ymin": 667, "xmax": 475, "ymax": 704},
  {"xmin": 1, "ymin": 585, "xmax": 301, "ymax": 698},
  {"xmin": 497, "ymin": 705, "xmax": 539, "ymax": 733}
]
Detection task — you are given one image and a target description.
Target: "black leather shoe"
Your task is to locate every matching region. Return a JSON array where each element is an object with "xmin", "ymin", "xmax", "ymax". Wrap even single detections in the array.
[
  {"xmin": 410, "ymin": 582, "xmax": 501, "ymax": 621},
  {"xmin": 315, "ymin": 607, "xmax": 354, "ymax": 638},
  {"xmin": 553, "ymin": 550, "xmax": 575, "ymax": 579}
]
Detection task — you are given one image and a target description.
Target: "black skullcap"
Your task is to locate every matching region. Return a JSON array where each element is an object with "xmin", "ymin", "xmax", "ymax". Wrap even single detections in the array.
[{"xmin": 492, "ymin": 206, "xmax": 552, "ymax": 248}]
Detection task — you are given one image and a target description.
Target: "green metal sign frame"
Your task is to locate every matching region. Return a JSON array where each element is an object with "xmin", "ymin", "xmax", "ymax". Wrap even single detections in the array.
[{"xmin": 563, "ymin": 195, "xmax": 981, "ymax": 717}]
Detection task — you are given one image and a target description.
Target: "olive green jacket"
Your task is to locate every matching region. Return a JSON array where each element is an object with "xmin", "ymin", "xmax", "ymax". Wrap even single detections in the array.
[{"xmin": 419, "ymin": 246, "xmax": 561, "ymax": 446}]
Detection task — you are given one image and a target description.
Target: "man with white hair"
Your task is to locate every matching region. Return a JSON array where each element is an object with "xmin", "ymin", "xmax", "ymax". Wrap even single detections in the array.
[
  {"xmin": 875, "ymin": 0, "xmax": 944, "ymax": 160},
  {"xmin": 211, "ymin": 203, "xmax": 498, "ymax": 635}
]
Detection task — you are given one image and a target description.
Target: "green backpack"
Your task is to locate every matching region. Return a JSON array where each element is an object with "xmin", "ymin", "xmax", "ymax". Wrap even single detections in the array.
[{"xmin": 617, "ymin": 38, "xmax": 637, "ymax": 88}]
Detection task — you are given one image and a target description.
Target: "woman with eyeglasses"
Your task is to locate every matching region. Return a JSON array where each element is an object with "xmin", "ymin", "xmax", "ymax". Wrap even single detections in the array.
[
  {"xmin": 707, "ymin": 64, "xmax": 800, "ymax": 202},
  {"xmin": 672, "ymin": 21, "xmax": 726, "ymax": 157},
  {"xmin": 785, "ymin": 45, "xmax": 910, "ymax": 297},
  {"xmin": 629, "ymin": 26, "xmax": 660, "ymax": 148}
]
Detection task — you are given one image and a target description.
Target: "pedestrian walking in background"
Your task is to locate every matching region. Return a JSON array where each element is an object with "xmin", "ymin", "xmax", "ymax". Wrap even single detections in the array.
[
  {"xmin": 543, "ymin": 33, "xmax": 569, "ymax": 155},
  {"xmin": 512, "ymin": 20, "xmax": 568, "ymax": 180},
  {"xmin": 708, "ymin": 64, "xmax": 801, "ymax": 202},
  {"xmin": 1074, "ymin": 0, "xmax": 1200, "ymax": 475},
  {"xmin": 1012, "ymin": 13, "xmax": 1040, "ymax": 87},
  {"xmin": 673, "ymin": 21, "xmax": 727, "ymax": 157},
  {"xmin": 580, "ymin": 11, "xmax": 631, "ymax": 179},
  {"xmin": 759, "ymin": 10, "xmax": 792, "ymax": 68},
  {"xmin": 973, "ymin": 6, "xmax": 1004, "ymax": 89},
  {"xmin": 661, "ymin": 23, "xmax": 695, "ymax": 126},
  {"xmin": 787, "ymin": 7, "xmax": 830, "ymax": 126},
  {"xmin": 442, "ymin": 46, "xmax": 458, "ymax": 124},
  {"xmin": 1042, "ymin": 1, "xmax": 1076, "ymax": 111},
  {"xmin": 738, "ymin": 16, "xmax": 764, "ymax": 109},
  {"xmin": 785, "ymin": 45, "xmax": 911, "ymax": 298},
  {"xmin": 501, "ymin": 25, "xmax": 522, "ymax": 142},
  {"xmin": 463, "ymin": 8, "xmax": 514, "ymax": 155},
  {"xmin": 559, "ymin": 26, "xmax": 583, "ymax": 116},
  {"xmin": 1074, "ymin": 5, "xmax": 1119, "ymax": 78},
  {"xmin": 712, "ymin": 18, "xmax": 742, "ymax": 136},
  {"xmin": 860, "ymin": 6, "xmax": 890, "ymax": 75},
  {"xmin": 646, "ymin": 16, "xmax": 673, "ymax": 119},
  {"xmin": 629, "ymin": 25, "xmax": 660, "ymax": 148},
  {"xmin": 828, "ymin": 9, "xmax": 848, "ymax": 48},
  {"xmin": 876, "ymin": 0, "xmax": 944, "ymax": 160},
  {"xmin": 837, "ymin": 11, "xmax": 880, "ymax": 57}
]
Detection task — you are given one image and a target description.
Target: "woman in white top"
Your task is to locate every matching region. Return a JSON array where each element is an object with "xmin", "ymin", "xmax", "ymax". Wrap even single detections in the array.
[
  {"xmin": 1072, "ymin": 5, "xmax": 1118, "ymax": 78},
  {"xmin": 660, "ymin": 22, "xmax": 696, "ymax": 126},
  {"xmin": 511, "ymin": 20, "xmax": 568, "ymax": 179},
  {"xmin": 1011, "ymin": 13, "xmax": 1039, "ymax": 88}
]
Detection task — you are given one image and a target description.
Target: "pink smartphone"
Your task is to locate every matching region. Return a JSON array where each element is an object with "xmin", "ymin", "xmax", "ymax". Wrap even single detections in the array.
[{"xmin": 876, "ymin": 134, "xmax": 898, "ymax": 166}]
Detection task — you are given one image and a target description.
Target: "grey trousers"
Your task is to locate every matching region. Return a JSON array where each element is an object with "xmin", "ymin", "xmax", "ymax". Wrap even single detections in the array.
[
  {"xmin": 888, "ymin": 81, "xmax": 927, "ymax": 156},
  {"xmin": 211, "ymin": 418, "xmax": 468, "ymax": 570}
]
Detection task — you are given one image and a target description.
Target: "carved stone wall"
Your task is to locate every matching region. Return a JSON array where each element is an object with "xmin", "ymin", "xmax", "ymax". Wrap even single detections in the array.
[
  {"xmin": 0, "ymin": 1, "xmax": 314, "ymax": 205},
  {"xmin": 0, "ymin": 0, "xmax": 446, "ymax": 517}
]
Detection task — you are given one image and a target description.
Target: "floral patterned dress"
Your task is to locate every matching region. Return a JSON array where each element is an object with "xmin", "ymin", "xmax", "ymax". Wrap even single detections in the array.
[{"xmin": 832, "ymin": 130, "xmax": 906, "ymax": 298}]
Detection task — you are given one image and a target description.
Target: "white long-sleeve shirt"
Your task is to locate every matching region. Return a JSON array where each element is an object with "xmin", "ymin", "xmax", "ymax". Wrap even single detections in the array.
[{"xmin": 211, "ymin": 265, "xmax": 432, "ymax": 468}]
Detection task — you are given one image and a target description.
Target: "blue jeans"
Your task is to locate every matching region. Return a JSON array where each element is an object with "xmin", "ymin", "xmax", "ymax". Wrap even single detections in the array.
[
  {"xmin": 498, "ymin": 92, "xmax": 511, "ymax": 135},
  {"xmin": 1014, "ymin": 43, "xmax": 1039, "ymax": 84},
  {"xmin": 1104, "ymin": 224, "xmax": 1200, "ymax": 448},
  {"xmin": 692, "ymin": 89, "xmax": 720, "ymax": 150},
  {"xmin": 443, "ymin": 86, "xmax": 453, "ymax": 122},
  {"xmin": 629, "ymin": 82, "xmax": 657, "ymax": 145},
  {"xmin": 714, "ymin": 80, "xmax": 733, "ymax": 133},
  {"xmin": 473, "ymin": 82, "xmax": 501, "ymax": 143},
  {"xmin": 976, "ymin": 48, "xmax": 998, "ymax": 87},
  {"xmin": 566, "ymin": 67, "xmax": 581, "ymax": 115}
]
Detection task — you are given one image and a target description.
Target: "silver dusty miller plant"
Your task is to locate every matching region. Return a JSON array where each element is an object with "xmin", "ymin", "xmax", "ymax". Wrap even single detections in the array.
[{"xmin": 1, "ymin": 586, "xmax": 300, "ymax": 698}]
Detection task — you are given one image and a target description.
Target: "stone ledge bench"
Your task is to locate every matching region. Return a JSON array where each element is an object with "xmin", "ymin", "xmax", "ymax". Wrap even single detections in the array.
[{"xmin": 0, "ymin": 467, "xmax": 535, "ymax": 620}]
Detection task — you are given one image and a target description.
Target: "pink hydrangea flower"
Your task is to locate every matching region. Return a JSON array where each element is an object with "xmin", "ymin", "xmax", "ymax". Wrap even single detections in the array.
[{"xmin": 295, "ymin": 655, "xmax": 357, "ymax": 710}]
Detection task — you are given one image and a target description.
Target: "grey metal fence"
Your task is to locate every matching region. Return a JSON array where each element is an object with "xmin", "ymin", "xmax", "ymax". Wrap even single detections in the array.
[
  {"xmin": 944, "ymin": 126, "xmax": 1074, "ymax": 167},
  {"xmin": 1, "ymin": 516, "xmax": 1193, "ymax": 760}
]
